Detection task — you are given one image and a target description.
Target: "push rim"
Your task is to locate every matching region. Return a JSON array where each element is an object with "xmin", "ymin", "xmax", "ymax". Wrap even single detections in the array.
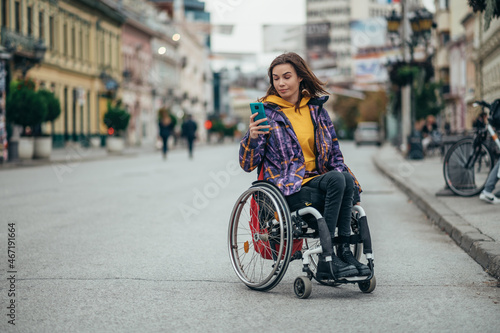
[{"xmin": 228, "ymin": 186, "xmax": 292, "ymax": 291}]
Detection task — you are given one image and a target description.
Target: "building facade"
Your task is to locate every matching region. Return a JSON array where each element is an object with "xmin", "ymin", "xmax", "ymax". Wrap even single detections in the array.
[
  {"xmin": 116, "ymin": 0, "xmax": 156, "ymax": 146},
  {"xmin": 477, "ymin": 14, "xmax": 500, "ymax": 107},
  {"xmin": 150, "ymin": 0, "xmax": 212, "ymax": 143},
  {"xmin": 1, "ymin": 0, "xmax": 125, "ymax": 147},
  {"xmin": 306, "ymin": 0, "xmax": 394, "ymax": 86},
  {"xmin": 433, "ymin": 0, "xmax": 500, "ymax": 132}
]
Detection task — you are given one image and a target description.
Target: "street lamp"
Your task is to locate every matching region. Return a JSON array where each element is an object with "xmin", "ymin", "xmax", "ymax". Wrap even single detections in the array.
[
  {"xmin": 33, "ymin": 41, "xmax": 47, "ymax": 63},
  {"xmin": 410, "ymin": 8, "xmax": 434, "ymax": 37},
  {"xmin": 387, "ymin": 10, "xmax": 401, "ymax": 35}
]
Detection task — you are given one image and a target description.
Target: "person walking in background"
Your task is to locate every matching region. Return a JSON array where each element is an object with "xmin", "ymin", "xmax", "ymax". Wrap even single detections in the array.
[
  {"xmin": 158, "ymin": 107, "xmax": 176, "ymax": 160},
  {"xmin": 480, "ymin": 159, "xmax": 500, "ymax": 204},
  {"xmin": 181, "ymin": 114, "xmax": 198, "ymax": 158}
]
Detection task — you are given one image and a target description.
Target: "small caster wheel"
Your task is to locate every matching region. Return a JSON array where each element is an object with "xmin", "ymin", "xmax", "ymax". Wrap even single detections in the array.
[
  {"xmin": 358, "ymin": 275, "xmax": 376, "ymax": 293},
  {"xmin": 294, "ymin": 276, "xmax": 312, "ymax": 299}
]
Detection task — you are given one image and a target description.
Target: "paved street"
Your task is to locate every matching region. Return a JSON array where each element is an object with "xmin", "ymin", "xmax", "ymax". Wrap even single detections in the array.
[{"xmin": 0, "ymin": 142, "xmax": 499, "ymax": 332}]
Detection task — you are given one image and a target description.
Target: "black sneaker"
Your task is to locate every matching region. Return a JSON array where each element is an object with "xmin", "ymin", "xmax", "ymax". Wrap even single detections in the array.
[
  {"xmin": 330, "ymin": 255, "xmax": 359, "ymax": 279},
  {"xmin": 338, "ymin": 243, "xmax": 371, "ymax": 276},
  {"xmin": 317, "ymin": 256, "xmax": 358, "ymax": 280}
]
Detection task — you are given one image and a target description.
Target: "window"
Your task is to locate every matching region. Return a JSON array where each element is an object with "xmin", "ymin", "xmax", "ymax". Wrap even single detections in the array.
[
  {"xmin": 441, "ymin": 32, "xmax": 450, "ymax": 46},
  {"xmin": 86, "ymin": 31, "xmax": 90, "ymax": 62},
  {"xmin": 109, "ymin": 34, "xmax": 112, "ymax": 66},
  {"xmin": 71, "ymin": 26, "xmax": 75, "ymax": 58},
  {"xmin": 100, "ymin": 35, "xmax": 104, "ymax": 65},
  {"xmin": 79, "ymin": 28, "xmax": 83, "ymax": 60},
  {"xmin": 63, "ymin": 23, "xmax": 68, "ymax": 56},
  {"xmin": 27, "ymin": 6, "xmax": 33, "ymax": 36},
  {"xmin": 2, "ymin": 0, "xmax": 7, "ymax": 28},
  {"xmin": 39, "ymin": 11, "xmax": 44, "ymax": 40},
  {"xmin": 439, "ymin": 0, "xmax": 449, "ymax": 9},
  {"xmin": 49, "ymin": 16, "xmax": 55, "ymax": 50},
  {"xmin": 15, "ymin": 1, "xmax": 20, "ymax": 32}
]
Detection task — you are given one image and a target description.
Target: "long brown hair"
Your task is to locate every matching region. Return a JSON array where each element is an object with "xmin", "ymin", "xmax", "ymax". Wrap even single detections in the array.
[{"xmin": 260, "ymin": 52, "xmax": 329, "ymax": 111}]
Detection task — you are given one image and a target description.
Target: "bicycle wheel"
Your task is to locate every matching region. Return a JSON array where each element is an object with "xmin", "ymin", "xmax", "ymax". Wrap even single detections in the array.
[{"xmin": 443, "ymin": 138, "xmax": 493, "ymax": 196}]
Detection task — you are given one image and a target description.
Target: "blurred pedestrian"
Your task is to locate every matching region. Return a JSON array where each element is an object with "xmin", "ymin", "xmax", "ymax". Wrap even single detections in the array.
[
  {"xmin": 181, "ymin": 114, "xmax": 198, "ymax": 158},
  {"xmin": 421, "ymin": 115, "xmax": 440, "ymax": 153},
  {"xmin": 158, "ymin": 107, "xmax": 176, "ymax": 160},
  {"xmin": 480, "ymin": 159, "xmax": 500, "ymax": 204}
]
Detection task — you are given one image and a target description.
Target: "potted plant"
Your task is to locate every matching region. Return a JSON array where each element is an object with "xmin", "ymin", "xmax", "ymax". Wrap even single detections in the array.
[
  {"xmin": 6, "ymin": 79, "xmax": 48, "ymax": 159},
  {"xmin": 34, "ymin": 89, "xmax": 61, "ymax": 159},
  {"xmin": 103, "ymin": 100, "xmax": 130, "ymax": 153}
]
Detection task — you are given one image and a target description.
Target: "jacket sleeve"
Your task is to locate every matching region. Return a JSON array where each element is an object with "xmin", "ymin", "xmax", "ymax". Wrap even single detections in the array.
[
  {"xmin": 322, "ymin": 108, "xmax": 363, "ymax": 202},
  {"xmin": 239, "ymin": 130, "xmax": 267, "ymax": 172}
]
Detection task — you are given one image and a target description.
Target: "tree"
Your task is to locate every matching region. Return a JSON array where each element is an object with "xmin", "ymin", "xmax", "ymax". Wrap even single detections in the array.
[
  {"xmin": 38, "ymin": 90, "xmax": 61, "ymax": 123},
  {"xmin": 37, "ymin": 90, "xmax": 61, "ymax": 135},
  {"xmin": 358, "ymin": 91, "xmax": 388, "ymax": 123},
  {"xmin": 332, "ymin": 95, "xmax": 360, "ymax": 138},
  {"xmin": 6, "ymin": 79, "xmax": 48, "ymax": 135},
  {"xmin": 468, "ymin": 0, "xmax": 500, "ymax": 30},
  {"xmin": 414, "ymin": 81, "xmax": 444, "ymax": 120},
  {"xmin": 104, "ymin": 100, "xmax": 130, "ymax": 136}
]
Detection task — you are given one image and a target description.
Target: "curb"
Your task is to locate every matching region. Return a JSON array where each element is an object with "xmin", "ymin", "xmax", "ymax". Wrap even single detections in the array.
[
  {"xmin": 372, "ymin": 149, "xmax": 500, "ymax": 281},
  {"xmin": 0, "ymin": 151, "xmax": 143, "ymax": 170}
]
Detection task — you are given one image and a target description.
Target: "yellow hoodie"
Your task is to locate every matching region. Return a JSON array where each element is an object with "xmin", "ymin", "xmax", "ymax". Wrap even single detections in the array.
[{"xmin": 265, "ymin": 95, "xmax": 317, "ymax": 184}]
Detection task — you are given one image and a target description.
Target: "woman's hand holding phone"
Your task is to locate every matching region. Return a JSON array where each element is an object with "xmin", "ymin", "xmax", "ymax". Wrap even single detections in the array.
[
  {"xmin": 249, "ymin": 112, "xmax": 270, "ymax": 139},
  {"xmin": 249, "ymin": 103, "xmax": 270, "ymax": 139}
]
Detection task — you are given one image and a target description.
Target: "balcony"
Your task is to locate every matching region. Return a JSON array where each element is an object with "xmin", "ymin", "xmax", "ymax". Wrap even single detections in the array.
[
  {"xmin": 436, "ymin": 48, "xmax": 449, "ymax": 68},
  {"xmin": 1, "ymin": 27, "xmax": 47, "ymax": 76},
  {"xmin": 435, "ymin": 11, "xmax": 450, "ymax": 32},
  {"xmin": 1, "ymin": 27, "xmax": 44, "ymax": 58}
]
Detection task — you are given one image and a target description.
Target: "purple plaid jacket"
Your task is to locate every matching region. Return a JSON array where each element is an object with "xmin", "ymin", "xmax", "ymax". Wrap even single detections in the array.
[{"xmin": 239, "ymin": 96, "xmax": 362, "ymax": 200}]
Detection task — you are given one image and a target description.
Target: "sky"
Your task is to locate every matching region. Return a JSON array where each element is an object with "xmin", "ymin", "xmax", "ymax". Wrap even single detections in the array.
[
  {"xmin": 202, "ymin": 0, "xmax": 435, "ymax": 67},
  {"xmin": 203, "ymin": 0, "xmax": 306, "ymax": 55}
]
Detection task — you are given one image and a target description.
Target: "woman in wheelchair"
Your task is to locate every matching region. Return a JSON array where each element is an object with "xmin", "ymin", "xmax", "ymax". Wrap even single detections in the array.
[{"xmin": 238, "ymin": 52, "xmax": 370, "ymax": 280}]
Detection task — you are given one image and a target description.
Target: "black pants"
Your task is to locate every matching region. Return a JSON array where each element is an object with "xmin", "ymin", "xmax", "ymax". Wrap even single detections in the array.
[
  {"xmin": 187, "ymin": 137, "xmax": 194, "ymax": 156},
  {"xmin": 161, "ymin": 135, "xmax": 170, "ymax": 155},
  {"xmin": 304, "ymin": 171, "xmax": 354, "ymax": 238}
]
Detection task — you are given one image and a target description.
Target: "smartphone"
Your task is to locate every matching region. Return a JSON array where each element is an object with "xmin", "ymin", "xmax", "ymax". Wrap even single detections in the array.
[{"xmin": 250, "ymin": 102, "xmax": 269, "ymax": 132}]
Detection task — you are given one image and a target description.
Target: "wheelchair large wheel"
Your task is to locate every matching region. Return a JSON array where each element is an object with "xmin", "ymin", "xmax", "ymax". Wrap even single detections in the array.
[{"xmin": 228, "ymin": 183, "xmax": 293, "ymax": 291}]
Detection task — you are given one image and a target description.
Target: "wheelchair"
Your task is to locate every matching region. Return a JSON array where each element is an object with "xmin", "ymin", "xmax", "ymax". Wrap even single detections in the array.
[{"xmin": 228, "ymin": 180, "xmax": 376, "ymax": 299}]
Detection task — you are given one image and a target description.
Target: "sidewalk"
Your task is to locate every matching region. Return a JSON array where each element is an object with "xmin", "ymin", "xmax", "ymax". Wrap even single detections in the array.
[
  {"xmin": 373, "ymin": 144, "xmax": 500, "ymax": 280},
  {"xmin": 0, "ymin": 142, "xmax": 158, "ymax": 170}
]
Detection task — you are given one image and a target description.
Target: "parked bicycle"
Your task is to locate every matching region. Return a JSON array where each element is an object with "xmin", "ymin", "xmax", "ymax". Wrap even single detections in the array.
[{"xmin": 443, "ymin": 99, "xmax": 500, "ymax": 196}]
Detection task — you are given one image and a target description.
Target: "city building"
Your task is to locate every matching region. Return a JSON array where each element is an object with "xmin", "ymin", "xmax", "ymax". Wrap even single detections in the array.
[
  {"xmin": 306, "ymin": 0, "xmax": 394, "ymax": 87},
  {"xmin": 1, "ymin": 0, "xmax": 125, "ymax": 147},
  {"xmin": 108, "ymin": 0, "xmax": 157, "ymax": 146},
  {"xmin": 477, "ymin": 13, "xmax": 500, "ymax": 109},
  {"xmin": 461, "ymin": 8, "xmax": 478, "ymax": 130},
  {"xmin": 150, "ymin": 0, "xmax": 212, "ymax": 143},
  {"xmin": 433, "ymin": 0, "xmax": 482, "ymax": 132}
]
